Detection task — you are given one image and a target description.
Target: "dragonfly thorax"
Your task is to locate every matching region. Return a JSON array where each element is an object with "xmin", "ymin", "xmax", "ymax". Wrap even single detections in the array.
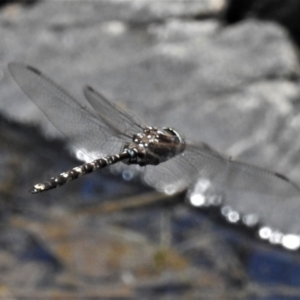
[{"xmin": 122, "ymin": 126, "xmax": 185, "ymax": 166}]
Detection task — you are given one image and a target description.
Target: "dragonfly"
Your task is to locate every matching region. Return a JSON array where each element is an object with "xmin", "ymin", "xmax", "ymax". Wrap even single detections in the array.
[{"xmin": 8, "ymin": 63, "xmax": 300, "ymax": 203}]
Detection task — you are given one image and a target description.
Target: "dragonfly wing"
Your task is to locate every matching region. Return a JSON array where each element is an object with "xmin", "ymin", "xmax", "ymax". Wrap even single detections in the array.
[
  {"xmin": 184, "ymin": 144, "xmax": 300, "ymax": 231},
  {"xmin": 144, "ymin": 142, "xmax": 227, "ymax": 194},
  {"xmin": 83, "ymin": 85, "xmax": 147, "ymax": 138},
  {"xmin": 144, "ymin": 141, "xmax": 300, "ymax": 201},
  {"xmin": 9, "ymin": 63, "xmax": 124, "ymax": 159},
  {"xmin": 207, "ymin": 156, "xmax": 300, "ymax": 229}
]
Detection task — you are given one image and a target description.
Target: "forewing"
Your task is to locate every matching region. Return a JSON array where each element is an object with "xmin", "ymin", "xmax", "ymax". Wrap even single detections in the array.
[
  {"xmin": 84, "ymin": 85, "xmax": 146, "ymax": 138},
  {"xmin": 144, "ymin": 141, "xmax": 300, "ymax": 204},
  {"xmin": 8, "ymin": 63, "xmax": 124, "ymax": 159},
  {"xmin": 208, "ymin": 157, "xmax": 300, "ymax": 230},
  {"xmin": 184, "ymin": 143, "xmax": 300, "ymax": 232},
  {"xmin": 144, "ymin": 142, "xmax": 227, "ymax": 194}
]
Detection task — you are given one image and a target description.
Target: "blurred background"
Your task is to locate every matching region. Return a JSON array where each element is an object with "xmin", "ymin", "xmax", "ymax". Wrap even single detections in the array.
[{"xmin": 2, "ymin": 0, "xmax": 300, "ymax": 299}]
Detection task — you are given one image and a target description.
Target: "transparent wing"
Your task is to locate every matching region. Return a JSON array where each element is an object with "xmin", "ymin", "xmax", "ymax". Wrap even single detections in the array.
[
  {"xmin": 144, "ymin": 142, "xmax": 300, "ymax": 201},
  {"xmin": 144, "ymin": 142, "xmax": 227, "ymax": 194},
  {"xmin": 209, "ymin": 156, "xmax": 300, "ymax": 231},
  {"xmin": 83, "ymin": 85, "xmax": 146, "ymax": 138},
  {"xmin": 8, "ymin": 63, "xmax": 125, "ymax": 159},
  {"xmin": 185, "ymin": 144, "xmax": 300, "ymax": 232}
]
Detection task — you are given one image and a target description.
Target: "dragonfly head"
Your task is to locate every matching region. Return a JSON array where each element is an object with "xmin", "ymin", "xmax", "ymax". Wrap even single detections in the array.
[{"xmin": 122, "ymin": 126, "xmax": 185, "ymax": 166}]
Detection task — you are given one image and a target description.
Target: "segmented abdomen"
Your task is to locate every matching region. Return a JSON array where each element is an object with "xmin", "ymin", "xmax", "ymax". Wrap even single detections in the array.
[{"xmin": 30, "ymin": 154, "xmax": 123, "ymax": 194}]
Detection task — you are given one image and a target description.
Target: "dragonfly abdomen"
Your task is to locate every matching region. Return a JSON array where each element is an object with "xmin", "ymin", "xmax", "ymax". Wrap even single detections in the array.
[{"xmin": 30, "ymin": 153, "xmax": 127, "ymax": 194}]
